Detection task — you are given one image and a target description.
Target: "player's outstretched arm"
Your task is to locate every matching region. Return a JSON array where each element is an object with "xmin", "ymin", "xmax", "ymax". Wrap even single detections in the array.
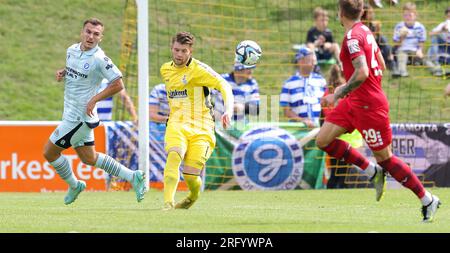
[
  {"xmin": 86, "ymin": 78, "xmax": 124, "ymax": 117},
  {"xmin": 198, "ymin": 65, "xmax": 234, "ymax": 129},
  {"xmin": 218, "ymin": 80, "xmax": 234, "ymax": 129}
]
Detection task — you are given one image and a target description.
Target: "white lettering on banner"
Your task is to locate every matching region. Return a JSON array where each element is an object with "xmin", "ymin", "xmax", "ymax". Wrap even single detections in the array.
[
  {"xmin": 77, "ymin": 162, "xmax": 92, "ymax": 180},
  {"xmin": 27, "ymin": 161, "xmax": 41, "ymax": 180},
  {"xmin": 93, "ymin": 167, "xmax": 105, "ymax": 179},
  {"xmin": 43, "ymin": 162, "xmax": 55, "ymax": 180},
  {"xmin": 12, "ymin": 153, "xmax": 26, "ymax": 179},
  {"xmin": 1, "ymin": 160, "xmax": 11, "ymax": 179},
  {"xmin": 0, "ymin": 153, "xmax": 104, "ymax": 180}
]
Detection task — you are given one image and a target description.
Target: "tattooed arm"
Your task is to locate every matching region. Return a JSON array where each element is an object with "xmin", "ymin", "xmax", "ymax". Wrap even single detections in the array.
[{"xmin": 333, "ymin": 55, "xmax": 369, "ymax": 100}]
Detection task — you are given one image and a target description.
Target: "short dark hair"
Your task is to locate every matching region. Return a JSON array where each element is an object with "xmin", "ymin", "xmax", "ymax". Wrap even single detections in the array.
[
  {"xmin": 445, "ymin": 7, "xmax": 450, "ymax": 15},
  {"xmin": 83, "ymin": 18, "xmax": 104, "ymax": 28},
  {"xmin": 172, "ymin": 32, "xmax": 195, "ymax": 47},
  {"xmin": 339, "ymin": 0, "xmax": 364, "ymax": 21}
]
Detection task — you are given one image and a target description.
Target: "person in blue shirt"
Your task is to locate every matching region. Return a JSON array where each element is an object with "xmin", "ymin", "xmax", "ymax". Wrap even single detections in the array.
[
  {"xmin": 96, "ymin": 79, "xmax": 137, "ymax": 123},
  {"xmin": 42, "ymin": 18, "xmax": 146, "ymax": 204},
  {"xmin": 212, "ymin": 62, "xmax": 260, "ymax": 123},
  {"xmin": 149, "ymin": 83, "xmax": 170, "ymax": 123},
  {"xmin": 280, "ymin": 46, "xmax": 326, "ymax": 128}
]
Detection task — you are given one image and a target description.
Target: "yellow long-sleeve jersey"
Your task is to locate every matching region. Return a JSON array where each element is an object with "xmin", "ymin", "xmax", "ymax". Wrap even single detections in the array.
[{"xmin": 160, "ymin": 58, "xmax": 234, "ymax": 130}]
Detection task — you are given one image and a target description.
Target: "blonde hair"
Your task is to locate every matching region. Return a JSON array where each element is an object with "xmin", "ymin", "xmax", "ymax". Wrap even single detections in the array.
[
  {"xmin": 403, "ymin": 2, "xmax": 417, "ymax": 13},
  {"xmin": 313, "ymin": 7, "xmax": 328, "ymax": 20}
]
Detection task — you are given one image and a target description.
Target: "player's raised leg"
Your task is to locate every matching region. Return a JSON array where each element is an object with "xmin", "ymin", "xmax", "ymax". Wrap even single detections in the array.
[
  {"xmin": 175, "ymin": 169, "xmax": 202, "ymax": 210},
  {"xmin": 373, "ymin": 148, "xmax": 440, "ymax": 222},
  {"xmin": 75, "ymin": 145, "xmax": 146, "ymax": 202},
  {"xmin": 316, "ymin": 121, "xmax": 386, "ymax": 201},
  {"xmin": 175, "ymin": 138, "xmax": 212, "ymax": 209}
]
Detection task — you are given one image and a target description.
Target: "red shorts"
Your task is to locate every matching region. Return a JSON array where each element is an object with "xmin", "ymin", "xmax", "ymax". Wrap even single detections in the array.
[{"xmin": 325, "ymin": 98, "xmax": 392, "ymax": 151}]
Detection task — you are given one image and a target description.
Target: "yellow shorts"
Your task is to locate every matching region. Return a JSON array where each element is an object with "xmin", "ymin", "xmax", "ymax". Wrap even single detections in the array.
[{"xmin": 164, "ymin": 123, "xmax": 215, "ymax": 170}]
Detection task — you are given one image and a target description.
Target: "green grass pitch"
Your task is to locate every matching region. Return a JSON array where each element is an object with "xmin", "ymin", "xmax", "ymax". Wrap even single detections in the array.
[{"xmin": 0, "ymin": 188, "xmax": 448, "ymax": 232}]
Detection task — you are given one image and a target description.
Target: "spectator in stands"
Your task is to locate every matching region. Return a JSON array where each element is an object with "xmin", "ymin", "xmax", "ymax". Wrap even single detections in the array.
[
  {"xmin": 280, "ymin": 46, "xmax": 326, "ymax": 128},
  {"xmin": 306, "ymin": 7, "xmax": 341, "ymax": 68},
  {"xmin": 321, "ymin": 64, "xmax": 363, "ymax": 189},
  {"xmin": 362, "ymin": 3, "xmax": 394, "ymax": 71},
  {"xmin": 149, "ymin": 83, "xmax": 170, "ymax": 123},
  {"xmin": 148, "ymin": 83, "xmax": 173, "ymax": 188},
  {"xmin": 212, "ymin": 62, "xmax": 260, "ymax": 124},
  {"xmin": 370, "ymin": 0, "xmax": 398, "ymax": 9},
  {"xmin": 392, "ymin": 2, "xmax": 427, "ymax": 78},
  {"xmin": 97, "ymin": 78, "xmax": 137, "ymax": 123},
  {"xmin": 425, "ymin": 7, "xmax": 450, "ymax": 77},
  {"xmin": 97, "ymin": 78, "xmax": 138, "ymax": 191}
]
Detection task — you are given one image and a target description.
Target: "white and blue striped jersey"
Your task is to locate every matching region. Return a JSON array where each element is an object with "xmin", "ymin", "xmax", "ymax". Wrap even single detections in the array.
[
  {"xmin": 149, "ymin": 83, "xmax": 169, "ymax": 117},
  {"xmin": 96, "ymin": 79, "xmax": 114, "ymax": 121},
  {"xmin": 279, "ymin": 71, "xmax": 326, "ymax": 125},
  {"xmin": 63, "ymin": 43, "xmax": 122, "ymax": 123},
  {"xmin": 393, "ymin": 21, "xmax": 426, "ymax": 52},
  {"xmin": 212, "ymin": 73, "xmax": 260, "ymax": 121}
]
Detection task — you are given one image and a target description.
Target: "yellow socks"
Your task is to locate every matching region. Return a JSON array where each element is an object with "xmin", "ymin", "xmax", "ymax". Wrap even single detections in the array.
[
  {"xmin": 163, "ymin": 151, "xmax": 182, "ymax": 204},
  {"xmin": 183, "ymin": 173, "xmax": 202, "ymax": 201}
]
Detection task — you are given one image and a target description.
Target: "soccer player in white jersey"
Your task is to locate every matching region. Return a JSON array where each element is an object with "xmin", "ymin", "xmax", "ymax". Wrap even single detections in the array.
[{"xmin": 43, "ymin": 18, "xmax": 146, "ymax": 205}]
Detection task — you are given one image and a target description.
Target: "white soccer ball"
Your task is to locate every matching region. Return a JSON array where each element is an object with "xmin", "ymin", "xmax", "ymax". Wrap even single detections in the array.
[{"xmin": 235, "ymin": 40, "xmax": 262, "ymax": 67}]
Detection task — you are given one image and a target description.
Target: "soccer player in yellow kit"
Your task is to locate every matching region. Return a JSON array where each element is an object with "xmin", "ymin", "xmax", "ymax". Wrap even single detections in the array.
[{"xmin": 160, "ymin": 32, "xmax": 234, "ymax": 210}]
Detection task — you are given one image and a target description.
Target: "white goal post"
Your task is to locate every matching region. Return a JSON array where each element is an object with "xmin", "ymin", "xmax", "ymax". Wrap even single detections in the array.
[{"xmin": 136, "ymin": 0, "xmax": 150, "ymax": 191}]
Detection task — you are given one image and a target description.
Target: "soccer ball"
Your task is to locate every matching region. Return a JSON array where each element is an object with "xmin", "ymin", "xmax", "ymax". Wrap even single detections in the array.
[{"xmin": 235, "ymin": 40, "xmax": 262, "ymax": 67}]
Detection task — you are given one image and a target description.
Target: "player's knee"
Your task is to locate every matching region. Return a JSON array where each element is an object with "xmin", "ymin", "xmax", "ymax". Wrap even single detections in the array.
[
  {"xmin": 167, "ymin": 150, "xmax": 183, "ymax": 162},
  {"xmin": 79, "ymin": 153, "xmax": 98, "ymax": 166},
  {"xmin": 43, "ymin": 150, "xmax": 56, "ymax": 162},
  {"xmin": 167, "ymin": 147, "xmax": 184, "ymax": 159},
  {"xmin": 43, "ymin": 143, "xmax": 59, "ymax": 162},
  {"xmin": 183, "ymin": 160, "xmax": 205, "ymax": 172},
  {"xmin": 182, "ymin": 165, "xmax": 202, "ymax": 176}
]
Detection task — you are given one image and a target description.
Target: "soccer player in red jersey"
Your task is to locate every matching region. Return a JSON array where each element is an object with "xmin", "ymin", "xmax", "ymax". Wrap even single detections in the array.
[{"xmin": 317, "ymin": 0, "xmax": 440, "ymax": 222}]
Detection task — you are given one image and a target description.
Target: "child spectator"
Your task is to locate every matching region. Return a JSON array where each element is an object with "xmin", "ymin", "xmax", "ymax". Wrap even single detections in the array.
[
  {"xmin": 306, "ymin": 7, "xmax": 341, "ymax": 67},
  {"xmin": 392, "ymin": 2, "xmax": 427, "ymax": 77},
  {"xmin": 425, "ymin": 7, "xmax": 450, "ymax": 77}
]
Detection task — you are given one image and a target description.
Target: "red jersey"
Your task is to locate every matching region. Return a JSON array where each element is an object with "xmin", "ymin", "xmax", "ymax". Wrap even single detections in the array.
[{"xmin": 340, "ymin": 22, "xmax": 388, "ymax": 108}]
